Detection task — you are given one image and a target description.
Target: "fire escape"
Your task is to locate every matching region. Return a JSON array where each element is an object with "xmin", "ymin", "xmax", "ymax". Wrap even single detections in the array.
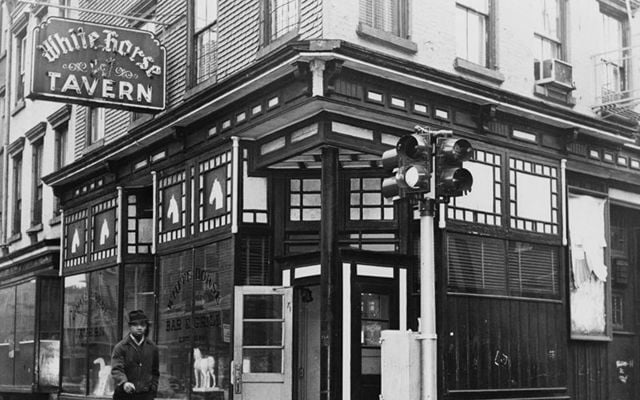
[{"xmin": 592, "ymin": 42, "xmax": 640, "ymax": 125}]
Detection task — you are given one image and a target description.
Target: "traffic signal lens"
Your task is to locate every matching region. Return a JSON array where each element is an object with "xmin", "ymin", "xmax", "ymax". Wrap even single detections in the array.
[
  {"xmin": 452, "ymin": 139, "xmax": 473, "ymax": 162},
  {"xmin": 404, "ymin": 165, "xmax": 429, "ymax": 189},
  {"xmin": 398, "ymin": 134, "xmax": 430, "ymax": 160}
]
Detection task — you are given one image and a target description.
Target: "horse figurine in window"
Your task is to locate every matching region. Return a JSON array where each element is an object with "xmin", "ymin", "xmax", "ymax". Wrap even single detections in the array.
[{"xmin": 193, "ymin": 348, "xmax": 216, "ymax": 390}]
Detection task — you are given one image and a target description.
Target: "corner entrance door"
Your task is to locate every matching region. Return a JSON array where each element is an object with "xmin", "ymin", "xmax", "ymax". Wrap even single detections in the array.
[{"xmin": 233, "ymin": 286, "xmax": 293, "ymax": 400}]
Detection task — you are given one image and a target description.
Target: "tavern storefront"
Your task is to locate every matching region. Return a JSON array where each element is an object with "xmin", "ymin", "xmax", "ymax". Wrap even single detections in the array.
[{"xmin": 42, "ymin": 41, "xmax": 640, "ymax": 400}]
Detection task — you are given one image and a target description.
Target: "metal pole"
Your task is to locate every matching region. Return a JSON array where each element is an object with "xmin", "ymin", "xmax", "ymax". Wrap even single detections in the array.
[{"xmin": 419, "ymin": 198, "xmax": 437, "ymax": 400}]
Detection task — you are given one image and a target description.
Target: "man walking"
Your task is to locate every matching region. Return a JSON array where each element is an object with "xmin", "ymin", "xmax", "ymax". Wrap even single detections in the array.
[{"xmin": 111, "ymin": 310, "xmax": 159, "ymax": 400}]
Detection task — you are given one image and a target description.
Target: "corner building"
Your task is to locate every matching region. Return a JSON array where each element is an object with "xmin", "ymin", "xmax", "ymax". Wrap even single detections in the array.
[{"xmin": 38, "ymin": 1, "xmax": 640, "ymax": 400}]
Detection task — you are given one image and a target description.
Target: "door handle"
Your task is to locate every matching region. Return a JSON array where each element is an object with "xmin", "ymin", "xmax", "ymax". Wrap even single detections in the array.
[{"xmin": 232, "ymin": 360, "xmax": 243, "ymax": 394}]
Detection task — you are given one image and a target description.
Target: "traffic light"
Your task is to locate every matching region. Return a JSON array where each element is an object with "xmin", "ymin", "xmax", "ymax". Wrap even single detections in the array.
[
  {"xmin": 434, "ymin": 136, "xmax": 474, "ymax": 198},
  {"xmin": 380, "ymin": 132, "xmax": 432, "ymax": 199}
]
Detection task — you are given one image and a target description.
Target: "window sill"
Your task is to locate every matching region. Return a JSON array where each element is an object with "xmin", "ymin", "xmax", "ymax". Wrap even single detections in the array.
[
  {"xmin": 128, "ymin": 113, "xmax": 153, "ymax": 131},
  {"xmin": 49, "ymin": 214, "xmax": 61, "ymax": 226},
  {"xmin": 256, "ymin": 30, "xmax": 299, "ymax": 60},
  {"xmin": 184, "ymin": 75, "xmax": 218, "ymax": 101},
  {"xmin": 82, "ymin": 138, "xmax": 105, "ymax": 155},
  {"xmin": 27, "ymin": 223, "xmax": 43, "ymax": 234},
  {"xmin": 453, "ymin": 57, "xmax": 505, "ymax": 85},
  {"xmin": 356, "ymin": 23, "xmax": 417, "ymax": 54},
  {"xmin": 7, "ymin": 233, "xmax": 21, "ymax": 244},
  {"xmin": 11, "ymin": 98, "xmax": 25, "ymax": 116}
]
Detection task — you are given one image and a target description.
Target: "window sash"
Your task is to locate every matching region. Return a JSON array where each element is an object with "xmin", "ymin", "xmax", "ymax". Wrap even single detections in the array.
[
  {"xmin": 456, "ymin": 3, "xmax": 488, "ymax": 66},
  {"xmin": 12, "ymin": 154, "xmax": 22, "ymax": 234},
  {"xmin": 359, "ymin": 0, "xmax": 406, "ymax": 37},
  {"xmin": 32, "ymin": 142, "xmax": 43, "ymax": 225},
  {"xmin": 267, "ymin": 0, "xmax": 299, "ymax": 42},
  {"xmin": 88, "ymin": 108, "xmax": 105, "ymax": 144},
  {"xmin": 15, "ymin": 34, "xmax": 26, "ymax": 101}
]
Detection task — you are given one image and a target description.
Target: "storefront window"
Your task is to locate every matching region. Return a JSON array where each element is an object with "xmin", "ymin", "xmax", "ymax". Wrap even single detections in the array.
[
  {"xmin": 158, "ymin": 250, "xmax": 193, "ymax": 399},
  {"xmin": 0, "ymin": 286, "xmax": 17, "ymax": 385},
  {"xmin": 38, "ymin": 278, "xmax": 61, "ymax": 388},
  {"xmin": 0, "ymin": 281, "xmax": 36, "ymax": 386},
  {"xmin": 88, "ymin": 268, "xmax": 118, "ymax": 396},
  {"xmin": 62, "ymin": 268, "xmax": 118, "ymax": 396},
  {"xmin": 192, "ymin": 243, "xmax": 232, "ymax": 399},
  {"xmin": 15, "ymin": 281, "xmax": 36, "ymax": 386},
  {"xmin": 158, "ymin": 242, "xmax": 233, "ymax": 399},
  {"xmin": 62, "ymin": 274, "xmax": 89, "ymax": 393},
  {"xmin": 123, "ymin": 264, "xmax": 155, "ymax": 339}
]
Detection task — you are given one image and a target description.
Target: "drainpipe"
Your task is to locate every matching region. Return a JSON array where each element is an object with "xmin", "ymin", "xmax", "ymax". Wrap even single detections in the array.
[{"xmin": 1, "ymin": 2, "xmax": 15, "ymax": 252}]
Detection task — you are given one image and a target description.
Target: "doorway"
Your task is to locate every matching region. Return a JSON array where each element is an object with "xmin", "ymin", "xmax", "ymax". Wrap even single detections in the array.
[{"xmin": 295, "ymin": 285, "xmax": 321, "ymax": 400}]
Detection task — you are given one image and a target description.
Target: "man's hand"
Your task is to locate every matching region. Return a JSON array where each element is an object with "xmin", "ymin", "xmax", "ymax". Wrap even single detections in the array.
[{"xmin": 123, "ymin": 382, "xmax": 136, "ymax": 393}]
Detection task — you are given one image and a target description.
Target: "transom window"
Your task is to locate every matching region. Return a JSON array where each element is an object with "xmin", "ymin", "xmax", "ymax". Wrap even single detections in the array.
[
  {"xmin": 349, "ymin": 177, "xmax": 394, "ymax": 221},
  {"xmin": 359, "ymin": 0, "xmax": 408, "ymax": 38},
  {"xmin": 456, "ymin": 0, "xmax": 489, "ymax": 66},
  {"xmin": 265, "ymin": 0, "xmax": 299, "ymax": 44},
  {"xmin": 289, "ymin": 178, "xmax": 321, "ymax": 221},
  {"xmin": 448, "ymin": 149, "xmax": 502, "ymax": 225},
  {"xmin": 509, "ymin": 157, "xmax": 558, "ymax": 234},
  {"xmin": 193, "ymin": 0, "xmax": 217, "ymax": 84}
]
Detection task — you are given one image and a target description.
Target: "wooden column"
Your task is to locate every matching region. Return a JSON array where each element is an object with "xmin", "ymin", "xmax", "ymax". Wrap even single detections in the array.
[{"xmin": 320, "ymin": 145, "xmax": 340, "ymax": 400}]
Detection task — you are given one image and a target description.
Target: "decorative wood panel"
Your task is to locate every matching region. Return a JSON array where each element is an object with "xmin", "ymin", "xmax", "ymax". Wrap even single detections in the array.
[{"xmin": 443, "ymin": 295, "xmax": 567, "ymax": 393}]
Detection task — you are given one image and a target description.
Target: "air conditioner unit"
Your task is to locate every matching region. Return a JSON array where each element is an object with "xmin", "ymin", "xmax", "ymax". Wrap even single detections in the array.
[{"xmin": 534, "ymin": 58, "xmax": 574, "ymax": 89}]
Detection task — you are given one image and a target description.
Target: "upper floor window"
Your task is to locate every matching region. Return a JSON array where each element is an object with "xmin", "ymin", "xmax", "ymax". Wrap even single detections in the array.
[
  {"xmin": 193, "ymin": 0, "xmax": 217, "ymax": 84},
  {"xmin": 598, "ymin": 11, "xmax": 626, "ymax": 100},
  {"xmin": 32, "ymin": 139, "xmax": 43, "ymax": 226},
  {"xmin": 15, "ymin": 29, "xmax": 27, "ymax": 105},
  {"xmin": 265, "ymin": 0, "xmax": 299, "ymax": 43},
  {"xmin": 533, "ymin": 0, "xmax": 563, "ymax": 62},
  {"xmin": 87, "ymin": 107, "xmax": 105, "ymax": 146},
  {"xmin": 359, "ymin": 0, "xmax": 408, "ymax": 38},
  {"xmin": 455, "ymin": 0, "xmax": 490, "ymax": 67},
  {"xmin": 54, "ymin": 123, "xmax": 67, "ymax": 216},
  {"xmin": 12, "ymin": 152, "xmax": 22, "ymax": 235}
]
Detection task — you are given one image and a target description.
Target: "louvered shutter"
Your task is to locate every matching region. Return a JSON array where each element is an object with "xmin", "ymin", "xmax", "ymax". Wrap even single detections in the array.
[
  {"xmin": 508, "ymin": 242, "xmax": 560, "ymax": 297},
  {"xmin": 239, "ymin": 236, "xmax": 271, "ymax": 285},
  {"xmin": 447, "ymin": 233, "xmax": 506, "ymax": 294}
]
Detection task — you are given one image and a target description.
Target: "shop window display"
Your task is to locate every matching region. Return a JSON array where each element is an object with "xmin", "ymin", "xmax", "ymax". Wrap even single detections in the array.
[
  {"xmin": 0, "ymin": 281, "xmax": 36, "ymax": 386},
  {"xmin": 62, "ymin": 268, "xmax": 118, "ymax": 396},
  {"xmin": 158, "ymin": 242, "xmax": 232, "ymax": 399}
]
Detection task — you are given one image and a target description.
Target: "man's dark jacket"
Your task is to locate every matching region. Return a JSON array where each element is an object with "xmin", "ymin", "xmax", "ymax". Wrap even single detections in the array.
[{"xmin": 111, "ymin": 335, "xmax": 159, "ymax": 397}]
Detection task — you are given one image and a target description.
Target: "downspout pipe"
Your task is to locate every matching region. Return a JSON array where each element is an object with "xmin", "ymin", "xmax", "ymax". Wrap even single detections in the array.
[{"xmin": 2, "ymin": 2, "xmax": 15, "ymax": 252}]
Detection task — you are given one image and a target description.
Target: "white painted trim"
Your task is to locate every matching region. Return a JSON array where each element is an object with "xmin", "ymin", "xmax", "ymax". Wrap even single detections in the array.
[
  {"xmin": 609, "ymin": 187, "xmax": 640, "ymax": 206},
  {"xmin": 561, "ymin": 159, "xmax": 568, "ymax": 246},
  {"xmin": 59, "ymin": 209, "xmax": 65, "ymax": 277},
  {"xmin": 399, "ymin": 268, "xmax": 407, "ymax": 331},
  {"xmin": 231, "ymin": 137, "xmax": 240, "ymax": 233},
  {"xmin": 116, "ymin": 187, "xmax": 123, "ymax": 263},
  {"xmin": 342, "ymin": 263, "xmax": 351, "ymax": 400},
  {"xmin": 356, "ymin": 264, "xmax": 394, "ymax": 278},
  {"xmin": 282, "ymin": 270, "xmax": 290, "ymax": 287},
  {"xmin": 294, "ymin": 264, "xmax": 321, "ymax": 279},
  {"xmin": 151, "ymin": 171, "xmax": 157, "ymax": 254},
  {"xmin": 0, "ymin": 243, "xmax": 61, "ymax": 270}
]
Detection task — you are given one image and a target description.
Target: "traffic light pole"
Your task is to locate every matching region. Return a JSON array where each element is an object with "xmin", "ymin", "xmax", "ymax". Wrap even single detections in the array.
[{"xmin": 419, "ymin": 197, "xmax": 437, "ymax": 400}]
